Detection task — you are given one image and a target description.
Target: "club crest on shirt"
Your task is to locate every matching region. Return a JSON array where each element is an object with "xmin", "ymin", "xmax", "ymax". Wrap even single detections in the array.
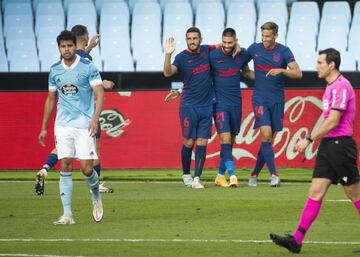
[
  {"xmin": 273, "ymin": 53, "xmax": 281, "ymax": 62},
  {"xmin": 61, "ymin": 84, "xmax": 78, "ymax": 95}
]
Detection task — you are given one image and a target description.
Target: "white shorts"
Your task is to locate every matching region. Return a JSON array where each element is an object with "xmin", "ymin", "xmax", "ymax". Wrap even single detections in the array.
[{"xmin": 54, "ymin": 126, "xmax": 98, "ymax": 160}]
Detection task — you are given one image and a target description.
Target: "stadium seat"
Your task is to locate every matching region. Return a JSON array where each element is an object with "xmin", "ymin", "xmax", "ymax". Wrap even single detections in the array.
[
  {"xmin": 4, "ymin": 15, "xmax": 33, "ymax": 37},
  {"xmin": 37, "ymin": 26, "xmax": 64, "ymax": 42},
  {"xmin": 103, "ymin": 52, "xmax": 134, "ymax": 71},
  {"xmin": 40, "ymin": 52, "xmax": 61, "ymax": 72},
  {"xmin": 67, "ymin": 15, "xmax": 97, "ymax": 36},
  {"xmin": 33, "ymin": 0, "xmax": 62, "ymax": 12},
  {"xmin": 340, "ymin": 51, "xmax": 357, "ymax": 71},
  {"xmin": 295, "ymin": 51, "xmax": 317, "ymax": 71},
  {"xmin": 320, "ymin": 14, "xmax": 350, "ymax": 36},
  {"xmin": 290, "ymin": 1, "xmax": 320, "ymax": 25},
  {"xmin": 95, "ymin": 0, "xmax": 126, "ymax": 15},
  {"xmin": 286, "ymin": 28, "xmax": 316, "ymax": 54},
  {"xmin": 100, "ymin": 2, "xmax": 130, "ymax": 26},
  {"xmin": 4, "ymin": 2, "xmax": 33, "ymax": 19},
  {"xmin": 226, "ymin": 16, "xmax": 256, "ymax": 48},
  {"xmin": 258, "ymin": 1, "xmax": 288, "ymax": 24},
  {"xmin": 5, "ymin": 26, "xmax": 35, "ymax": 43},
  {"xmin": 9, "ymin": 52, "xmax": 40, "ymax": 72},
  {"xmin": 2, "ymin": 0, "xmax": 31, "ymax": 11},
  {"xmin": 348, "ymin": 26, "xmax": 360, "ymax": 62},
  {"xmin": 136, "ymin": 52, "xmax": 164, "ymax": 71},
  {"xmin": 224, "ymin": 0, "xmax": 255, "ymax": 11},
  {"xmin": 317, "ymin": 30, "xmax": 347, "ymax": 53},
  {"xmin": 36, "ymin": 2, "xmax": 64, "ymax": 18},
  {"xmin": 68, "ymin": 2, "xmax": 97, "ymax": 21},
  {"xmin": 322, "ymin": 1, "xmax": 351, "ymax": 25},
  {"xmin": 163, "ymin": 1, "xmax": 193, "ymax": 25},
  {"xmin": 0, "ymin": 51, "xmax": 8, "ymax": 72},
  {"xmin": 133, "ymin": 1, "xmax": 162, "ymax": 23},
  {"xmin": 132, "ymin": 37, "xmax": 163, "ymax": 62},
  {"xmin": 197, "ymin": 23, "xmax": 224, "ymax": 44},
  {"xmin": 63, "ymin": 0, "xmax": 93, "ymax": 12},
  {"xmin": 256, "ymin": 0, "xmax": 286, "ymax": 10},
  {"xmin": 35, "ymin": 15, "xmax": 65, "ymax": 37},
  {"xmin": 227, "ymin": 2, "xmax": 256, "ymax": 23},
  {"xmin": 7, "ymin": 39, "xmax": 37, "ymax": 61},
  {"xmin": 128, "ymin": 0, "xmax": 158, "ymax": 13},
  {"xmin": 100, "ymin": 27, "xmax": 131, "ymax": 59},
  {"xmin": 160, "ymin": 0, "xmax": 190, "ymax": 10},
  {"xmin": 196, "ymin": 1, "xmax": 225, "ymax": 25},
  {"xmin": 191, "ymin": 0, "xmax": 223, "ymax": 13}
]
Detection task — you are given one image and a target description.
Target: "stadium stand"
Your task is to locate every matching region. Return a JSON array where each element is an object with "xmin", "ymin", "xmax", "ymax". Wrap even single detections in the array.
[{"xmin": 0, "ymin": 0, "xmax": 360, "ymax": 72}]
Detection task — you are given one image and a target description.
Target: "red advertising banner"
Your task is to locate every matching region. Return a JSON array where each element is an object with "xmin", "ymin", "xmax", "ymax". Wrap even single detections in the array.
[{"xmin": 0, "ymin": 90, "xmax": 359, "ymax": 169}]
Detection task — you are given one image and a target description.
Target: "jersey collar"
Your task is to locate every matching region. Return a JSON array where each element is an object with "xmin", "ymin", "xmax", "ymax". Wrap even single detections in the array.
[{"xmin": 61, "ymin": 55, "xmax": 80, "ymax": 70}]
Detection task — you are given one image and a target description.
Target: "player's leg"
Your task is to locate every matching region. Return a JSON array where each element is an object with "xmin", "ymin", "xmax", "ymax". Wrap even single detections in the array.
[
  {"xmin": 35, "ymin": 148, "xmax": 58, "ymax": 195},
  {"xmin": 180, "ymin": 106, "xmax": 195, "ymax": 187},
  {"xmin": 214, "ymin": 108, "xmax": 230, "ymax": 187},
  {"xmin": 94, "ymin": 133, "xmax": 114, "ymax": 193},
  {"xmin": 53, "ymin": 126, "xmax": 75, "ymax": 225},
  {"xmin": 192, "ymin": 106, "xmax": 212, "ymax": 189},
  {"xmin": 76, "ymin": 128, "xmax": 103, "ymax": 222}
]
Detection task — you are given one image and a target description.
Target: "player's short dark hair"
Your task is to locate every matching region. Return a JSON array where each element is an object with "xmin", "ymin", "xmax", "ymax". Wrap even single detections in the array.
[
  {"xmin": 261, "ymin": 21, "xmax": 278, "ymax": 35},
  {"xmin": 222, "ymin": 28, "xmax": 236, "ymax": 38},
  {"xmin": 71, "ymin": 25, "xmax": 88, "ymax": 38},
  {"xmin": 318, "ymin": 48, "xmax": 341, "ymax": 70},
  {"xmin": 56, "ymin": 30, "xmax": 76, "ymax": 46},
  {"xmin": 186, "ymin": 27, "xmax": 202, "ymax": 38}
]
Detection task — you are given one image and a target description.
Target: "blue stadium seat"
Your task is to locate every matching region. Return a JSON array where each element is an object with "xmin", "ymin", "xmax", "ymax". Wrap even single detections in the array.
[
  {"xmin": 4, "ymin": 15, "xmax": 33, "ymax": 37},
  {"xmin": 9, "ymin": 52, "xmax": 40, "ymax": 72},
  {"xmin": 36, "ymin": 2, "xmax": 64, "ymax": 18},
  {"xmin": 0, "ymin": 51, "xmax": 9, "ymax": 72},
  {"xmin": 197, "ymin": 23, "xmax": 224, "ymax": 44},
  {"xmin": 35, "ymin": 15, "xmax": 65, "ymax": 37},
  {"xmin": 286, "ymin": 28, "xmax": 316, "ymax": 54},
  {"xmin": 136, "ymin": 52, "xmax": 164, "ymax": 71},
  {"xmin": 196, "ymin": 1, "xmax": 225, "ymax": 25},
  {"xmin": 191, "ymin": 0, "xmax": 223, "ymax": 13},
  {"xmin": 37, "ymin": 26, "xmax": 64, "ymax": 42},
  {"xmin": 68, "ymin": 2, "xmax": 97, "ymax": 20},
  {"xmin": 95, "ymin": 0, "xmax": 126, "ymax": 15},
  {"xmin": 5, "ymin": 26, "xmax": 35, "ymax": 43},
  {"xmin": 259, "ymin": 1, "xmax": 288, "ymax": 24},
  {"xmin": 317, "ymin": 30, "xmax": 347, "ymax": 53},
  {"xmin": 256, "ymin": 0, "xmax": 286, "ymax": 10},
  {"xmin": 7, "ymin": 39, "xmax": 37, "ymax": 61},
  {"xmin": 133, "ymin": 1, "xmax": 162, "ymax": 23},
  {"xmin": 320, "ymin": 14, "xmax": 350, "ymax": 36},
  {"xmin": 63, "ymin": 0, "xmax": 93, "ymax": 12},
  {"xmin": 295, "ymin": 51, "xmax": 317, "ymax": 71},
  {"xmin": 227, "ymin": 2, "xmax": 256, "ymax": 23},
  {"xmin": 290, "ymin": 1, "xmax": 320, "ymax": 25},
  {"xmin": 103, "ymin": 52, "xmax": 134, "ymax": 72},
  {"xmin": 340, "ymin": 51, "xmax": 357, "ymax": 71},
  {"xmin": 39, "ymin": 51, "xmax": 61, "ymax": 72},
  {"xmin": 100, "ymin": 1, "xmax": 130, "ymax": 26},
  {"xmin": 348, "ymin": 26, "xmax": 360, "ymax": 63},
  {"xmin": 4, "ymin": 2, "xmax": 33, "ymax": 19},
  {"xmin": 322, "ymin": 1, "xmax": 351, "ymax": 25},
  {"xmin": 160, "ymin": 0, "xmax": 190, "ymax": 11},
  {"xmin": 33, "ymin": 0, "xmax": 62, "ymax": 12},
  {"xmin": 2, "ymin": 0, "xmax": 31, "ymax": 11},
  {"xmin": 100, "ymin": 26, "xmax": 131, "ymax": 57},
  {"xmin": 224, "ymin": 0, "xmax": 255, "ymax": 11},
  {"xmin": 226, "ymin": 16, "xmax": 256, "ymax": 48},
  {"xmin": 128, "ymin": 0, "xmax": 158, "ymax": 13},
  {"xmin": 67, "ymin": 15, "xmax": 97, "ymax": 36}
]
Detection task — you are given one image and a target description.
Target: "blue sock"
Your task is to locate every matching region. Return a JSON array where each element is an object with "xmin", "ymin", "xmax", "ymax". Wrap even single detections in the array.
[
  {"xmin": 221, "ymin": 144, "xmax": 235, "ymax": 176},
  {"xmin": 261, "ymin": 141, "xmax": 276, "ymax": 175},
  {"xmin": 44, "ymin": 153, "xmax": 58, "ymax": 170},
  {"xmin": 59, "ymin": 171, "xmax": 72, "ymax": 215},
  {"xmin": 218, "ymin": 158, "xmax": 226, "ymax": 176},
  {"xmin": 93, "ymin": 164, "xmax": 101, "ymax": 177},
  {"xmin": 85, "ymin": 170, "xmax": 100, "ymax": 201},
  {"xmin": 181, "ymin": 145, "xmax": 192, "ymax": 175},
  {"xmin": 194, "ymin": 145, "xmax": 207, "ymax": 178},
  {"xmin": 252, "ymin": 147, "xmax": 265, "ymax": 176}
]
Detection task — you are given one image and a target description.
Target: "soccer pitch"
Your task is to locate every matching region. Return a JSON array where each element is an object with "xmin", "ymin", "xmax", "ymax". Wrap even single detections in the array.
[{"xmin": 0, "ymin": 169, "xmax": 359, "ymax": 257}]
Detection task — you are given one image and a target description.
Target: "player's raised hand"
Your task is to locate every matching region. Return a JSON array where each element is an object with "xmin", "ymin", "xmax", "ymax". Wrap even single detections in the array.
[
  {"xmin": 164, "ymin": 90, "xmax": 180, "ymax": 102},
  {"xmin": 38, "ymin": 129, "xmax": 47, "ymax": 147},
  {"xmin": 89, "ymin": 35, "xmax": 100, "ymax": 48},
  {"xmin": 165, "ymin": 37, "xmax": 176, "ymax": 55}
]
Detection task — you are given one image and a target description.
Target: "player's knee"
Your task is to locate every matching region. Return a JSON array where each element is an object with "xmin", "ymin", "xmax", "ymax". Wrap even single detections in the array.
[
  {"xmin": 196, "ymin": 138, "xmax": 208, "ymax": 146},
  {"xmin": 183, "ymin": 139, "xmax": 194, "ymax": 148},
  {"xmin": 344, "ymin": 184, "xmax": 360, "ymax": 202},
  {"xmin": 308, "ymin": 187, "xmax": 326, "ymax": 200}
]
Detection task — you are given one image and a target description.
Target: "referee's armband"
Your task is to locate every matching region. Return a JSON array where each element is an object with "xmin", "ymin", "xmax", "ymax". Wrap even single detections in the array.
[{"xmin": 306, "ymin": 134, "xmax": 313, "ymax": 143}]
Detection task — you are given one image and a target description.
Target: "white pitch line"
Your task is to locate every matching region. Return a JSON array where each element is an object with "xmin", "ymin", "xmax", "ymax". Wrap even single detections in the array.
[
  {"xmin": 326, "ymin": 199, "xmax": 351, "ymax": 202},
  {"xmin": 0, "ymin": 254, "xmax": 90, "ymax": 257},
  {"xmin": 0, "ymin": 238, "xmax": 360, "ymax": 245}
]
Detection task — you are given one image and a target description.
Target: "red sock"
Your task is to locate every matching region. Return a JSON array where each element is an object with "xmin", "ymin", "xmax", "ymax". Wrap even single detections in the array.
[
  {"xmin": 353, "ymin": 199, "xmax": 360, "ymax": 215},
  {"xmin": 293, "ymin": 198, "xmax": 322, "ymax": 245}
]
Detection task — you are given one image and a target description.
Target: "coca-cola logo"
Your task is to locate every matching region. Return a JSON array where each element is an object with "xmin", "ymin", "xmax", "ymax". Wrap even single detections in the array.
[
  {"xmin": 204, "ymin": 96, "xmax": 323, "ymax": 161},
  {"xmin": 99, "ymin": 109, "xmax": 131, "ymax": 138}
]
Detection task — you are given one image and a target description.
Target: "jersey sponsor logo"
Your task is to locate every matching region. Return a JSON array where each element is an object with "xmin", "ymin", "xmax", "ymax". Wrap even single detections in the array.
[
  {"xmin": 255, "ymin": 53, "xmax": 261, "ymax": 57},
  {"xmin": 192, "ymin": 64, "xmax": 210, "ymax": 75},
  {"xmin": 273, "ymin": 53, "xmax": 281, "ymax": 62},
  {"xmin": 216, "ymin": 59, "xmax": 224, "ymax": 63},
  {"xmin": 187, "ymin": 59, "xmax": 193, "ymax": 63},
  {"xmin": 61, "ymin": 84, "xmax": 78, "ymax": 95},
  {"xmin": 323, "ymin": 99, "xmax": 329, "ymax": 111},
  {"xmin": 218, "ymin": 68, "xmax": 240, "ymax": 77}
]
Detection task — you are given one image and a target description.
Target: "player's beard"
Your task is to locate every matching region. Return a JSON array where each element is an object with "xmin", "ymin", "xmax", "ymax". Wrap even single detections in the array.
[
  {"xmin": 187, "ymin": 43, "xmax": 200, "ymax": 53},
  {"xmin": 223, "ymin": 47, "xmax": 235, "ymax": 55}
]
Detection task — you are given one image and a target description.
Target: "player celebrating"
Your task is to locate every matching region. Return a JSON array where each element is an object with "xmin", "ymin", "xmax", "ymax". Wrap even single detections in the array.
[
  {"xmin": 247, "ymin": 22, "xmax": 302, "ymax": 187},
  {"xmin": 38, "ymin": 30, "xmax": 104, "ymax": 224},
  {"xmin": 163, "ymin": 27, "xmax": 216, "ymax": 189},
  {"xmin": 35, "ymin": 25, "xmax": 114, "ymax": 195},
  {"xmin": 210, "ymin": 28, "xmax": 254, "ymax": 187},
  {"xmin": 270, "ymin": 48, "xmax": 360, "ymax": 253}
]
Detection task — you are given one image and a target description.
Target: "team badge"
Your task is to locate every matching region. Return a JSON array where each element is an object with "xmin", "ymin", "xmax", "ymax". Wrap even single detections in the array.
[{"xmin": 273, "ymin": 53, "xmax": 281, "ymax": 62}]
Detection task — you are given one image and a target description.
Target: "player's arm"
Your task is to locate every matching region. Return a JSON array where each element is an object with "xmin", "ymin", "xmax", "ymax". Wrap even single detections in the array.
[
  {"xmin": 85, "ymin": 34, "xmax": 100, "ymax": 54},
  {"xmin": 294, "ymin": 109, "xmax": 342, "ymax": 152},
  {"xmin": 39, "ymin": 91, "xmax": 58, "ymax": 147},
  {"xmin": 163, "ymin": 37, "xmax": 178, "ymax": 77},
  {"xmin": 242, "ymin": 66, "xmax": 255, "ymax": 80},
  {"xmin": 89, "ymin": 84, "xmax": 104, "ymax": 137}
]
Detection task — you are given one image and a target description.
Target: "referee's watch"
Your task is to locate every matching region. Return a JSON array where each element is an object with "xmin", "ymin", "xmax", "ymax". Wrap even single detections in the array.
[{"xmin": 305, "ymin": 134, "xmax": 313, "ymax": 143}]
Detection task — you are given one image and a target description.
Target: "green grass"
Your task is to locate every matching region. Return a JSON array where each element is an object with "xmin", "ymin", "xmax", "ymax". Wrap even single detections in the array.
[{"xmin": 0, "ymin": 169, "xmax": 359, "ymax": 257}]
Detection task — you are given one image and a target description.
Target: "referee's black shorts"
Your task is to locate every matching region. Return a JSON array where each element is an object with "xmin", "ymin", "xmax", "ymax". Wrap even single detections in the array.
[{"xmin": 313, "ymin": 136, "xmax": 360, "ymax": 186}]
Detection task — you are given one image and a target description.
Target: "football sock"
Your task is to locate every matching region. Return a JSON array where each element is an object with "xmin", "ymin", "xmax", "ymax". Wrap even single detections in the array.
[
  {"xmin": 194, "ymin": 145, "xmax": 207, "ymax": 178},
  {"xmin": 181, "ymin": 145, "xmax": 192, "ymax": 175},
  {"xmin": 353, "ymin": 199, "xmax": 360, "ymax": 215},
  {"xmin": 85, "ymin": 170, "xmax": 100, "ymax": 201},
  {"xmin": 261, "ymin": 141, "xmax": 277, "ymax": 175},
  {"xmin": 43, "ymin": 153, "xmax": 58, "ymax": 171},
  {"xmin": 252, "ymin": 147, "xmax": 265, "ymax": 176},
  {"xmin": 59, "ymin": 171, "xmax": 73, "ymax": 216},
  {"xmin": 293, "ymin": 197, "xmax": 322, "ymax": 245},
  {"xmin": 93, "ymin": 164, "xmax": 101, "ymax": 177},
  {"xmin": 218, "ymin": 158, "xmax": 226, "ymax": 176},
  {"xmin": 221, "ymin": 144, "xmax": 235, "ymax": 177}
]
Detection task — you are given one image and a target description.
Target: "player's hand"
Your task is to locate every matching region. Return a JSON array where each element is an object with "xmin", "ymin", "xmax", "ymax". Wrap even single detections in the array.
[
  {"xmin": 294, "ymin": 138, "xmax": 310, "ymax": 153},
  {"xmin": 38, "ymin": 129, "xmax": 47, "ymax": 147},
  {"xmin": 266, "ymin": 68, "xmax": 283, "ymax": 77},
  {"xmin": 165, "ymin": 37, "xmax": 176, "ymax": 55},
  {"xmin": 164, "ymin": 90, "xmax": 180, "ymax": 102},
  {"xmin": 232, "ymin": 42, "xmax": 241, "ymax": 57},
  {"xmin": 103, "ymin": 80, "xmax": 115, "ymax": 89},
  {"xmin": 88, "ymin": 119, "xmax": 99, "ymax": 137},
  {"xmin": 89, "ymin": 34, "xmax": 100, "ymax": 48}
]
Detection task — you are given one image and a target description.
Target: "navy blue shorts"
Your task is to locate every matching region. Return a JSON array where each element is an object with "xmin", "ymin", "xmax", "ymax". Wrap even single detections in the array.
[
  {"xmin": 214, "ymin": 104, "xmax": 242, "ymax": 135},
  {"xmin": 179, "ymin": 105, "xmax": 213, "ymax": 139},
  {"xmin": 252, "ymin": 97, "xmax": 284, "ymax": 132}
]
